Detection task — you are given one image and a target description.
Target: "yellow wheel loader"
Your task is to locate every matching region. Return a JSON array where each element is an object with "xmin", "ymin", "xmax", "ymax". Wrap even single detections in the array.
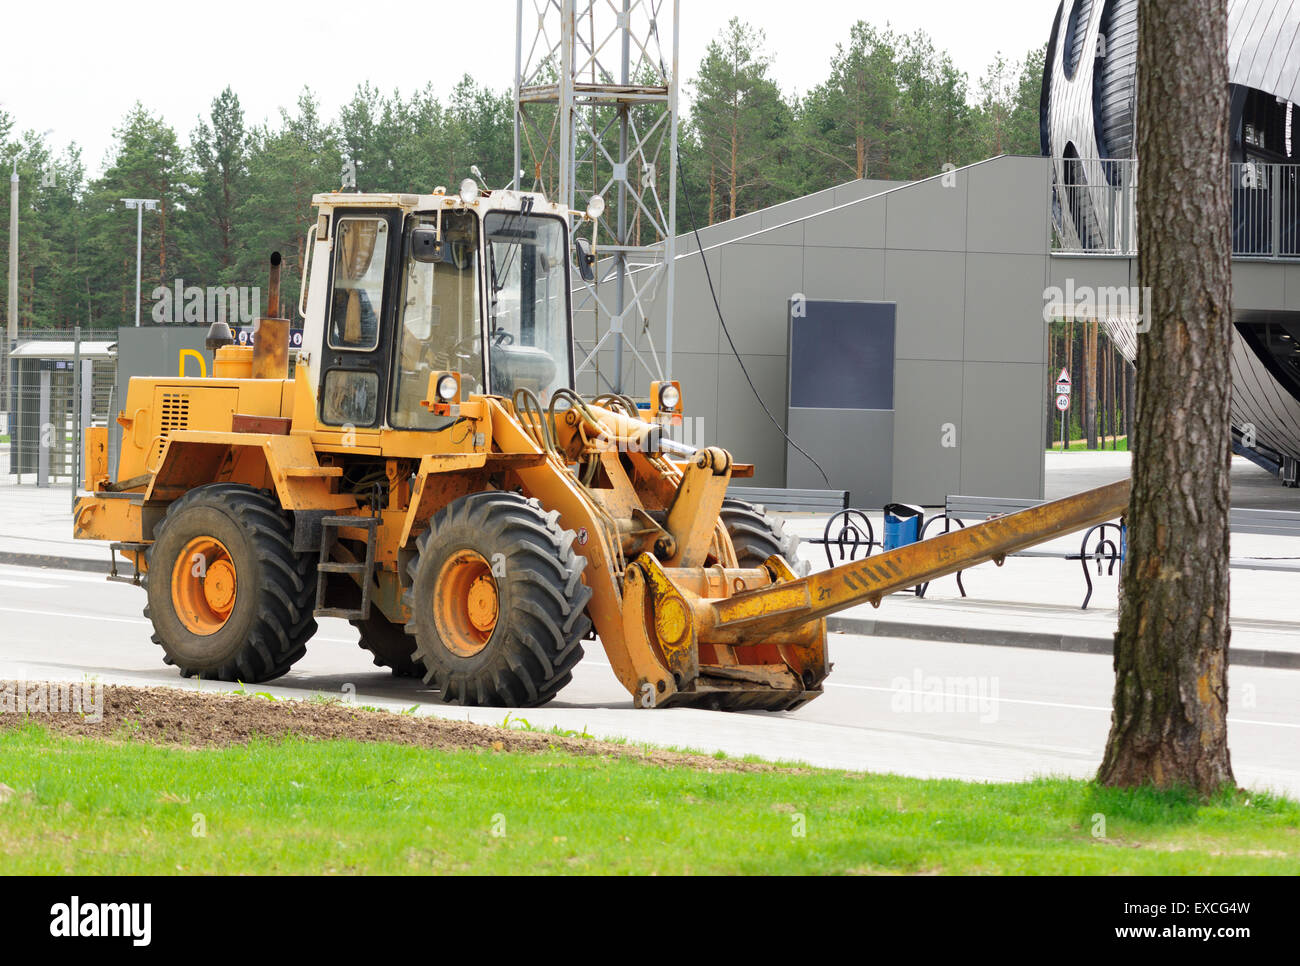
[{"xmin": 74, "ymin": 182, "xmax": 1130, "ymax": 710}]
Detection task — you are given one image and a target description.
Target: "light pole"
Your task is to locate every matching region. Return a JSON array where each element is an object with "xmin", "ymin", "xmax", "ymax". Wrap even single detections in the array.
[
  {"xmin": 7, "ymin": 160, "xmax": 17, "ymax": 409},
  {"xmin": 121, "ymin": 198, "xmax": 159, "ymax": 326}
]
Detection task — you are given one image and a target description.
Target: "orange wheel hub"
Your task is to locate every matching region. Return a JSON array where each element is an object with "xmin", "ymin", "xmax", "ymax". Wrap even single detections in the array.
[
  {"xmin": 434, "ymin": 549, "xmax": 499, "ymax": 657},
  {"xmin": 171, "ymin": 536, "xmax": 238, "ymax": 635}
]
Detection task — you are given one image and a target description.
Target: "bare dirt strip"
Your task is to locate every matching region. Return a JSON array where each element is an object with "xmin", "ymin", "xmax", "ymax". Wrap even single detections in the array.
[{"xmin": 0, "ymin": 683, "xmax": 791, "ymax": 774}]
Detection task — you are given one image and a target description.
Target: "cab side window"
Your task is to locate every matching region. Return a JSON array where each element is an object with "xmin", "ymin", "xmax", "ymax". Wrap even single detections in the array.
[{"xmin": 329, "ymin": 217, "xmax": 388, "ymax": 350}]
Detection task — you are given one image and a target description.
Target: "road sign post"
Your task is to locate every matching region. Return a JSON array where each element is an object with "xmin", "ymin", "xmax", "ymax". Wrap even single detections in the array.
[{"xmin": 1056, "ymin": 369, "xmax": 1072, "ymax": 451}]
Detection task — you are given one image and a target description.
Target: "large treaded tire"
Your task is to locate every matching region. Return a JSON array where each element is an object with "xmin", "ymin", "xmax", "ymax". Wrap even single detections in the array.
[
  {"xmin": 352, "ymin": 611, "xmax": 422, "ymax": 678},
  {"xmin": 144, "ymin": 484, "xmax": 317, "ymax": 682},
  {"xmin": 403, "ymin": 491, "xmax": 592, "ymax": 707},
  {"xmin": 323, "ymin": 573, "xmax": 422, "ymax": 677},
  {"xmin": 720, "ymin": 497, "xmax": 808, "ymax": 575}
]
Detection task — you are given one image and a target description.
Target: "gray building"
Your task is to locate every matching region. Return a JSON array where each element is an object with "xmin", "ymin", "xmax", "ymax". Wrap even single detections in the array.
[
  {"xmin": 576, "ymin": 155, "xmax": 1057, "ymax": 508},
  {"xmin": 1043, "ymin": 0, "xmax": 1300, "ymax": 484}
]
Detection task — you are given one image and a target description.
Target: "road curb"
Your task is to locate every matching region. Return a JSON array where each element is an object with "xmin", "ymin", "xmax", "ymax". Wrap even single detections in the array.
[
  {"xmin": 0, "ymin": 551, "xmax": 132, "ymax": 576},
  {"xmin": 826, "ymin": 616, "xmax": 1300, "ymax": 670}
]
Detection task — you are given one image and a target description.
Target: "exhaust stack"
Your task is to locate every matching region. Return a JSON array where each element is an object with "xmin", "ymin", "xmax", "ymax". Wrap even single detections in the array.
[{"xmin": 251, "ymin": 251, "xmax": 289, "ymax": 380}]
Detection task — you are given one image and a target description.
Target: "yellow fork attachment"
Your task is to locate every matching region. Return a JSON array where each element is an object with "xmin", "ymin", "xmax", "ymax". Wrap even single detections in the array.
[{"xmin": 626, "ymin": 480, "xmax": 1131, "ymax": 712}]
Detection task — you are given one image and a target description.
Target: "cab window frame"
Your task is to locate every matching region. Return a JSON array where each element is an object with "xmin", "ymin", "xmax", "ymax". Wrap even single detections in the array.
[
  {"xmin": 315, "ymin": 206, "xmax": 403, "ymax": 429},
  {"xmin": 481, "ymin": 209, "xmax": 577, "ymax": 398},
  {"xmin": 326, "ymin": 214, "xmax": 391, "ymax": 354}
]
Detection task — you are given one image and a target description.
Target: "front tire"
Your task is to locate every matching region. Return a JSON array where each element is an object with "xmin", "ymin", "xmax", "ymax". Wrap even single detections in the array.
[
  {"xmin": 144, "ymin": 484, "xmax": 317, "ymax": 682},
  {"xmin": 404, "ymin": 491, "xmax": 592, "ymax": 706}
]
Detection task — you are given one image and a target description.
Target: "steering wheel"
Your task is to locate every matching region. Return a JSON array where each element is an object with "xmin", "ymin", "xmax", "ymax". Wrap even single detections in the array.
[{"xmin": 448, "ymin": 333, "xmax": 482, "ymax": 359}]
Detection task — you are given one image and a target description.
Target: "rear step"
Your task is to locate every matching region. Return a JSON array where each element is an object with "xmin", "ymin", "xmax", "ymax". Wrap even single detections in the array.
[
  {"xmin": 108, "ymin": 542, "xmax": 149, "ymax": 586},
  {"xmin": 314, "ymin": 515, "xmax": 379, "ymax": 620}
]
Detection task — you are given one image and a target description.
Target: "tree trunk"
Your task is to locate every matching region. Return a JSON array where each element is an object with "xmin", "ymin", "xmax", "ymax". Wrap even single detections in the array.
[
  {"xmin": 729, "ymin": 123, "xmax": 739, "ymax": 220},
  {"xmin": 1125, "ymin": 359, "xmax": 1136, "ymax": 445},
  {"xmin": 1098, "ymin": 0, "xmax": 1235, "ymax": 795},
  {"xmin": 1085, "ymin": 320, "xmax": 1099, "ymax": 449},
  {"xmin": 1060, "ymin": 321, "xmax": 1071, "ymax": 449},
  {"xmin": 708, "ymin": 161, "xmax": 716, "ymax": 227},
  {"xmin": 1109, "ymin": 340, "xmax": 1119, "ymax": 450},
  {"xmin": 1047, "ymin": 324, "xmax": 1057, "ymax": 448}
]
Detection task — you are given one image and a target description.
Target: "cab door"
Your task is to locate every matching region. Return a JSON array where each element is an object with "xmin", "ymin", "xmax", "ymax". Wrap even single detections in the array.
[{"xmin": 316, "ymin": 209, "xmax": 403, "ymax": 429}]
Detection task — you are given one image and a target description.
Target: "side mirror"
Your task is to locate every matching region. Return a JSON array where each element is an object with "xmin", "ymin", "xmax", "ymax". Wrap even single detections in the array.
[
  {"xmin": 574, "ymin": 237, "xmax": 596, "ymax": 282},
  {"xmin": 410, "ymin": 226, "xmax": 444, "ymax": 263}
]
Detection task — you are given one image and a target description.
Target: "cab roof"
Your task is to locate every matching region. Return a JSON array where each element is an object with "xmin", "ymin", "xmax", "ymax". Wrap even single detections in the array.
[{"xmin": 311, "ymin": 189, "xmax": 568, "ymax": 217}]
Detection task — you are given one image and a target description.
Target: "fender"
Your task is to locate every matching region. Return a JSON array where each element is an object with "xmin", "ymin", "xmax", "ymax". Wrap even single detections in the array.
[{"xmin": 144, "ymin": 431, "xmax": 356, "ymax": 512}]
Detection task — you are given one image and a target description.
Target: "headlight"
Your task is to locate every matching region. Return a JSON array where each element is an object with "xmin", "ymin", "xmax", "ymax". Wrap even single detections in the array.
[
  {"xmin": 658, "ymin": 383, "xmax": 681, "ymax": 411},
  {"xmin": 459, "ymin": 178, "xmax": 479, "ymax": 205},
  {"xmin": 586, "ymin": 194, "xmax": 606, "ymax": 220},
  {"xmin": 437, "ymin": 374, "xmax": 460, "ymax": 402}
]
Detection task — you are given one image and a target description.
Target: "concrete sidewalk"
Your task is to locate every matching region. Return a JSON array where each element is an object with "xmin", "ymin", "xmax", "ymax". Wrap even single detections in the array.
[
  {"xmin": 3, "ymin": 450, "xmax": 1299, "ymax": 667},
  {"xmin": 0, "ymin": 485, "xmax": 122, "ymax": 572}
]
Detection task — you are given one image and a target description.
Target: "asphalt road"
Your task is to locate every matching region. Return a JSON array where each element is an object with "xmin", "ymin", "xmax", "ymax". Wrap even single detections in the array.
[{"xmin": 1, "ymin": 562, "xmax": 1296, "ymax": 795}]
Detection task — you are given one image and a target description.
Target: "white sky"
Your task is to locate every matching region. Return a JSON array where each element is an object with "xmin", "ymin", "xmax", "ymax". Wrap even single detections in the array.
[{"xmin": 1, "ymin": 0, "xmax": 1058, "ymax": 175}]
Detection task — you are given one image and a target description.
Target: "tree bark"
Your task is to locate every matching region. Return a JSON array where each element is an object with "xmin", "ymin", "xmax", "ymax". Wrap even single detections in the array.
[
  {"xmin": 1125, "ymin": 360, "xmax": 1136, "ymax": 445},
  {"xmin": 1047, "ymin": 325, "xmax": 1057, "ymax": 448},
  {"xmin": 1066, "ymin": 318, "xmax": 1074, "ymax": 446},
  {"xmin": 1098, "ymin": 0, "xmax": 1235, "ymax": 795},
  {"xmin": 1085, "ymin": 320, "xmax": 1099, "ymax": 450}
]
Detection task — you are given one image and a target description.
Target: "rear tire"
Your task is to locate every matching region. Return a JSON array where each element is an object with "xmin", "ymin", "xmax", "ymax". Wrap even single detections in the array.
[
  {"xmin": 353, "ymin": 611, "xmax": 422, "ymax": 678},
  {"xmin": 720, "ymin": 497, "xmax": 807, "ymax": 575},
  {"xmin": 403, "ymin": 491, "xmax": 592, "ymax": 707},
  {"xmin": 324, "ymin": 573, "xmax": 422, "ymax": 677},
  {"xmin": 144, "ymin": 484, "xmax": 317, "ymax": 682}
]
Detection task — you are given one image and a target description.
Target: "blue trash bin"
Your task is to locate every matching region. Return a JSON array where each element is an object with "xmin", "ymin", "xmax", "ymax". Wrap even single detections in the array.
[{"xmin": 882, "ymin": 503, "xmax": 925, "ymax": 552}]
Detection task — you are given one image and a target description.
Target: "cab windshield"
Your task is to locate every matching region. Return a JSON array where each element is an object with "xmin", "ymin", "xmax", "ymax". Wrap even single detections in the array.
[{"xmin": 484, "ymin": 211, "xmax": 572, "ymax": 402}]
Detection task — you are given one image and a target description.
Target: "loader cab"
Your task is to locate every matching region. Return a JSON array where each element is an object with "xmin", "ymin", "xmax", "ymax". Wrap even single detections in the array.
[{"xmin": 303, "ymin": 189, "xmax": 579, "ymax": 433}]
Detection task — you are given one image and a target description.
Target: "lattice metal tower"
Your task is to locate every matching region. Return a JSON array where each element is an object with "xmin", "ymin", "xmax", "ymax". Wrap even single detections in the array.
[{"xmin": 514, "ymin": 0, "xmax": 679, "ymax": 393}]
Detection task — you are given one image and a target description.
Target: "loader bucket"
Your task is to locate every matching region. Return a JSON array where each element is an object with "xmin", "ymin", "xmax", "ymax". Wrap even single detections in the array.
[
  {"xmin": 622, "ymin": 552, "xmax": 828, "ymax": 712},
  {"xmin": 620, "ymin": 479, "xmax": 1132, "ymax": 712}
]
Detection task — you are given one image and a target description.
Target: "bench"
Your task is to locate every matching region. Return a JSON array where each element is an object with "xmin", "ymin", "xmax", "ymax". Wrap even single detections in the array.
[
  {"xmin": 926, "ymin": 494, "xmax": 1121, "ymax": 607},
  {"xmin": 728, "ymin": 486, "xmax": 850, "ymax": 514},
  {"xmin": 932, "ymin": 495, "xmax": 1300, "ymax": 607},
  {"xmin": 778, "ymin": 490, "xmax": 1300, "ymax": 609}
]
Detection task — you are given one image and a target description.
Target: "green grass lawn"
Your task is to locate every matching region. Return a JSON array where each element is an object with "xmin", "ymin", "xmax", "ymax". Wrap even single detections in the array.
[{"xmin": 1, "ymin": 724, "xmax": 1296, "ymax": 874}]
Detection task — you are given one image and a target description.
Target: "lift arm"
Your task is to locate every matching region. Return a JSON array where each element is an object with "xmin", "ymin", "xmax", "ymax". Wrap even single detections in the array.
[{"xmin": 692, "ymin": 479, "xmax": 1131, "ymax": 644}]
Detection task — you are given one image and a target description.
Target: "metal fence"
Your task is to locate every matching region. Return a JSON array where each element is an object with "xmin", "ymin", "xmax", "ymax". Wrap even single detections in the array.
[
  {"xmin": 1, "ymin": 328, "xmax": 116, "ymax": 495},
  {"xmin": 1051, "ymin": 158, "xmax": 1300, "ymax": 259},
  {"xmin": 1230, "ymin": 161, "xmax": 1300, "ymax": 257},
  {"xmin": 1050, "ymin": 157, "xmax": 1138, "ymax": 256}
]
